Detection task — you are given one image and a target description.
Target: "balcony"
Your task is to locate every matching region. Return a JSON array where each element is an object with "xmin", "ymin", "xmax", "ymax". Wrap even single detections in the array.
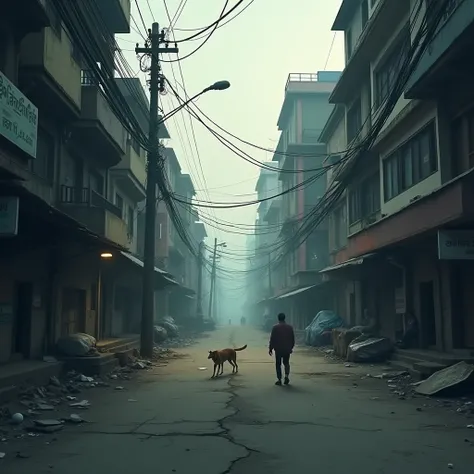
[
  {"xmin": 285, "ymin": 73, "xmax": 339, "ymax": 95},
  {"xmin": 59, "ymin": 186, "xmax": 129, "ymax": 247},
  {"xmin": 72, "ymin": 73, "xmax": 126, "ymax": 167},
  {"xmin": 97, "ymin": 0, "xmax": 131, "ymax": 34},
  {"xmin": 405, "ymin": 0, "xmax": 473, "ymax": 99},
  {"xmin": 19, "ymin": 27, "xmax": 82, "ymax": 118},
  {"xmin": 7, "ymin": 0, "xmax": 50, "ymax": 33},
  {"xmin": 111, "ymin": 140, "xmax": 146, "ymax": 201}
]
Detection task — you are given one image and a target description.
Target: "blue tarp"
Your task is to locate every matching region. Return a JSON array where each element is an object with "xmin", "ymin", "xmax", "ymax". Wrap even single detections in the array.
[{"xmin": 305, "ymin": 310, "xmax": 344, "ymax": 347}]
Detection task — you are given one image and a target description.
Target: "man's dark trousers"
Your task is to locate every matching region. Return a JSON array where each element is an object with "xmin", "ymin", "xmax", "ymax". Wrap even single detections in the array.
[{"xmin": 275, "ymin": 352, "xmax": 290, "ymax": 380}]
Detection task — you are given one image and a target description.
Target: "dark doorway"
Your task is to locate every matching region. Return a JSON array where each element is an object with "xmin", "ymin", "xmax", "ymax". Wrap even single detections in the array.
[
  {"xmin": 419, "ymin": 281, "xmax": 436, "ymax": 347},
  {"xmin": 61, "ymin": 288, "xmax": 86, "ymax": 336},
  {"xmin": 13, "ymin": 282, "xmax": 33, "ymax": 358}
]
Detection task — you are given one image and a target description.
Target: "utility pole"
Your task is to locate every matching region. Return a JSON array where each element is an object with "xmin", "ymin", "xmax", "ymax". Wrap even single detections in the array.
[
  {"xmin": 268, "ymin": 252, "xmax": 272, "ymax": 297},
  {"xmin": 136, "ymin": 23, "xmax": 178, "ymax": 357},
  {"xmin": 196, "ymin": 241, "xmax": 204, "ymax": 320},
  {"xmin": 208, "ymin": 237, "xmax": 217, "ymax": 320}
]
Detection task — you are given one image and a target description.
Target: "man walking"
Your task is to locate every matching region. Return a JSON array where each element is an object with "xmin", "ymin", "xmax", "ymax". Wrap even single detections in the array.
[{"xmin": 269, "ymin": 313, "xmax": 295, "ymax": 385}]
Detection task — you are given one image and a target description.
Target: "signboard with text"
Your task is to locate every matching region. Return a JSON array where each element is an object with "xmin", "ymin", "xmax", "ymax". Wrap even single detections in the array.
[
  {"xmin": 438, "ymin": 230, "xmax": 474, "ymax": 260},
  {"xmin": 0, "ymin": 71, "xmax": 38, "ymax": 158},
  {"xmin": 0, "ymin": 196, "xmax": 19, "ymax": 236}
]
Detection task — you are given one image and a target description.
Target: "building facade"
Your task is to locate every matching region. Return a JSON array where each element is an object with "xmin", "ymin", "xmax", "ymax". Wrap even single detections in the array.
[
  {"xmin": 321, "ymin": 0, "xmax": 474, "ymax": 357},
  {"xmin": 0, "ymin": 1, "xmax": 184, "ymax": 368},
  {"xmin": 265, "ymin": 71, "xmax": 341, "ymax": 329}
]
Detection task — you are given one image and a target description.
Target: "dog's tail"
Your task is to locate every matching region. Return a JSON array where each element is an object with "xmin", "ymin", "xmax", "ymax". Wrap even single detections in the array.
[{"xmin": 234, "ymin": 344, "xmax": 247, "ymax": 351}]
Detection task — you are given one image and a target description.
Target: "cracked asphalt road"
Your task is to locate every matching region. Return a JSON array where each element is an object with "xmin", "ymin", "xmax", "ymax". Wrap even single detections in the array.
[{"xmin": 3, "ymin": 326, "xmax": 474, "ymax": 473}]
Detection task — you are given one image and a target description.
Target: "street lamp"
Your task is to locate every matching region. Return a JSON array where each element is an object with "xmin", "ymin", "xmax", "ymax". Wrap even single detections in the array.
[{"xmin": 159, "ymin": 80, "xmax": 231, "ymax": 124}]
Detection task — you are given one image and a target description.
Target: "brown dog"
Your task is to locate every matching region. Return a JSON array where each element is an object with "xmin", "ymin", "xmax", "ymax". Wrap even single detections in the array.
[{"xmin": 208, "ymin": 345, "xmax": 247, "ymax": 377}]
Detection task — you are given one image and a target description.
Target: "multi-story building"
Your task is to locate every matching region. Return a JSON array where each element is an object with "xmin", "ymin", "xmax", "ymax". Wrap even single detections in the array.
[
  {"xmin": 268, "ymin": 71, "xmax": 340, "ymax": 329},
  {"xmin": 253, "ymin": 163, "xmax": 279, "ymax": 305},
  {"xmin": 0, "ymin": 1, "xmax": 176, "ymax": 369},
  {"xmin": 321, "ymin": 0, "xmax": 474, "ymax": 362}
]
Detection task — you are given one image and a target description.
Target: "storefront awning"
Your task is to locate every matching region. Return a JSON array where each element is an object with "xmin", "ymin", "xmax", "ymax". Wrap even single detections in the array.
[
  {"xmin": 120, "ymin": 251, "xmax": 178, "ymax": 286},
  {"xmin": 319, "ymin": 253, "xmax": 377, "ymax": 274},
  {"xmin": 276, "ymin": 285, "xmax": 317, "ymax": 300}
]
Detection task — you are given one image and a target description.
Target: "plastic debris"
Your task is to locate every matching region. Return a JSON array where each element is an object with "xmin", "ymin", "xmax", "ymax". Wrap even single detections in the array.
[
  {"xmin": 69, "ymin": 400, "xmax": 90, "ymax": 409},
  {"xmin": 11, "ymin": 413, "xmax": 24, "ymax": 424},
  {"xmin": 68, "ymin": 414, "xmax": 83, "ymax": 424}
]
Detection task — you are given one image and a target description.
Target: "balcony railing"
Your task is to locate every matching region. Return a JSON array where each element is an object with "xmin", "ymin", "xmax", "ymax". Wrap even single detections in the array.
[{"xmin": 60, "ymin": 185, "xmax": 122, "ymax": 219}]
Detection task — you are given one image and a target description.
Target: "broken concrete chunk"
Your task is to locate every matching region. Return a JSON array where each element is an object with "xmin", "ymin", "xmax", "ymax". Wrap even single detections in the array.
[
  {"xmin": 69, "ymin": 400, "xmax": 90, "ymax": 409},
  {"xmin": 415, "ymin": 362, "xmax": 474, "ymax": 396},
  {"xmin": 68, "ymin": 414, "xmax": 83, "ymax": 424},
  {"xmin": 37, "ymin": 404, "xmax": 54, "ymax": 411}
]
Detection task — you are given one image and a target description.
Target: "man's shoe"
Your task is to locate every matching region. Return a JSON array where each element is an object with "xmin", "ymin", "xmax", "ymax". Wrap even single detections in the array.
[
  {"xmin": 275, "ymin": 380, "xmax": 282, "ymax": 386},
  {"xmin": 284, "ymin": 377, "xmax": 290, "ymax": 385}
]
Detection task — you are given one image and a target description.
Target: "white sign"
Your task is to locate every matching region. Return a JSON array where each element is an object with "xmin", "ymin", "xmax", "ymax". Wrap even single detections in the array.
[
  {"xmin": 0, "ymin": 196, "xmax": 19, "ymax": 236},
  {"xmin": 438, "ymin": 230, "xmax": 474, "ymax": 260},
  {"xmin": 0, "ymin": 71, "xmax": 38, "ymax": 158}
]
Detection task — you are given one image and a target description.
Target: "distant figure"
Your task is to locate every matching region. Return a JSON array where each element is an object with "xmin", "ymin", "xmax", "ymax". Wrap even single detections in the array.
[
  {"xmin": 229, "ymin": 318, "xmax": 232, "ymax": 325},
  {"xmin": 240, "ymin": 316, "xmax": 246, "ymax": 326},
  {"xmin": 269, "ymin": 313, "xmax": 295, "ymax": 386}
]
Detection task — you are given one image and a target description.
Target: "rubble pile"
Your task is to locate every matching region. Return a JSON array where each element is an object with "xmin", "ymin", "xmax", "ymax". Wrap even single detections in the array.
[{"xmin": 0, "ymin": 348, "xmax": 181, "ymax": 460}]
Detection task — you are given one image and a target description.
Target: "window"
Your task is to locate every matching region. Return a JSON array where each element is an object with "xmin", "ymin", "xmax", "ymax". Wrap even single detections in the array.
[
  {"xmin": 346, "ymin": 29, "xmax": 353, "ymax": 60},
  {"xmin": 115, "ymin": 193, "xmax": 124, "ymax": 215},
  {"xmin": 361, "ymin": 0, "xmax": 369, "ymax": 28},
  {"xmin": 349, "ymin": 173, "xmax": 381, "ymax": 224},
  {"xmin": 374, "ymin": 26, "xmax": 410, "ymax": 108},
  {"xmin": 30, "ymin": 128, "xmax": 54, "ymax": 181},
  {"xmin": 347, "ymin": 98, "xmax": 362, "ymax": 143},
  {"xmin": 127, "ymin": 205, "xmax": 134, "ymax": 236},
  {"xmin": 349, "ymin": 188, "xmax": 361, "ymax": 224},
  {"xmin": 334, "ymin": 205, "xmax": 347, "ymax": 249},
  {"xmin": 383, "ymin": 122, "xmax": 438, "ymax": 201}
]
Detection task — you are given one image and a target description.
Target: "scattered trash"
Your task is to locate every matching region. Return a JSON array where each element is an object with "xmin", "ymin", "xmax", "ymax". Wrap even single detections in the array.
[
  {"xmin": 43, "ymin": 356, "xmax": 58, "ymax": 363},
  {"xmin": 448, "ymin": 463, "xmax": 454, "ymax": 469},
  {"xmin": 32, "ymin": 420, "xmax": 64, "ymax": 433},
  {"xmin": 115, "ymin": 386, "xmax": 125, "ymax": 391},
  {"xmin": 110, "ymin": 374, "xmax": 118, "ymax": 380},
  {"xmin": 344, "ymin": 363, "xmax": 354, "ymax": 368},
  {"xmin": 467, "ymin": 425, "xmax": 474, "ymax": 429},
  {"xmin": 66, "ymin": 396, "xmax": 77, "ymax": 401},
  {"xmin": 0, "ymin": 452, "xmax": 5, "ymax": 459},
  {"xmin": 79, "ymin": 375, "xmax": 94, "ymax": 383},
  {"xmin": 198, "ymin": 367, "xmax": 207, "ymax": 371},
  {"xmin": 128, "ymin": 399, "xmax": 138, "ymax": 403},
  {"xmin": 415, "ymin": 362, "xmax": 474, "ymax": 396},
  {"xmin": 371, "ymin": 397, "xmax": 380, "ymax": 400},
  {"xmin": 11, "ymin": 413, "xmax": 24, "ymax": 425},
  {"xmin": 68, "ymin": 414, "xmax": 83, "ymax": 424},
  {"xmin": 133, "ymin": 361, "xmax": 147, "ymax": 370},
  {"xmin": 37, "ymin": 404, "xmax": 54, "ymax": 411},
  {"xmin": 69, "ymin": 400, "xmax": 90, "ymax": 409},
  {"xmin": 50, "ymin": 376, "xmax": 61, "ymax": 387}
]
